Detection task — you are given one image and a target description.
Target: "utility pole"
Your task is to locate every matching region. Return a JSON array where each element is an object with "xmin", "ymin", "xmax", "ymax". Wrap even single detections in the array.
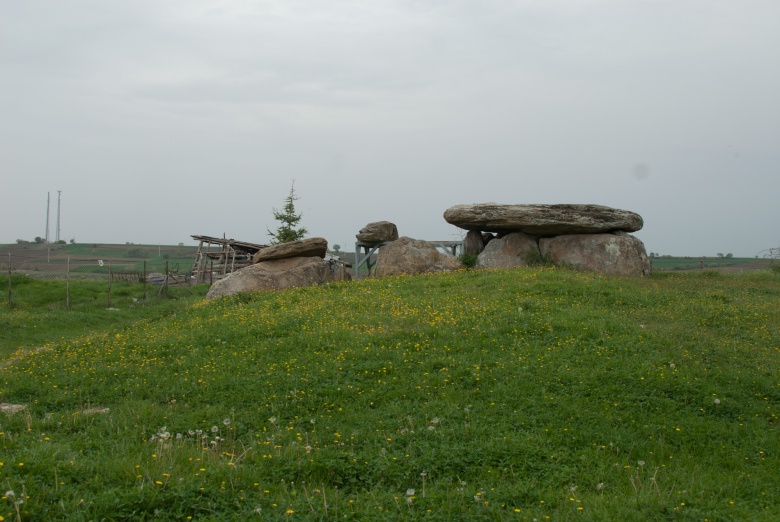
[
  {"xmin": 56, "ymin": 190, "xmax": 62, "ymax": 242},
  {"xmin": 45, "ymin": 192, "xmax": 51, "ymax": 243}
]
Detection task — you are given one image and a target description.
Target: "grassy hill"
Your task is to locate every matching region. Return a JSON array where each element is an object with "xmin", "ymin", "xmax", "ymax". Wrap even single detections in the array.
[{"xmin": 1, "ymin": 267, "xmax": 778, "ymax": 520}]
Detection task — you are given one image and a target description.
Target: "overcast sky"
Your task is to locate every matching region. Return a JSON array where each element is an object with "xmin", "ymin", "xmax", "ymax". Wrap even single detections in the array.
[{"xmin": 1, "ymin": 0, "xmax": 778, "ymax": 257}]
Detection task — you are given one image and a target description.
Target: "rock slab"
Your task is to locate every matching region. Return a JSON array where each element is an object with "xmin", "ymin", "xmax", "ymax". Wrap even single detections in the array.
[
  {"xmin": 356, "ymin": 221, "xmax": 399, "ymax": 243},
  {"xmin": 539, "ymin": 232, "xmax": 650, "ymax": 276},
  {"xmin": 444, "ymin": 203, "xmax": 643, "ymax": 236},
  {"xmin": 252, "ymin": 237, "xmax": 328, "ymax": 263},
  {"xmin": 207, "ymin": 256, "xmax": 350, "ymax": 298},
  {"xmin": 375, "ymin": 237, "xmax": 461, "ymax": 277}
]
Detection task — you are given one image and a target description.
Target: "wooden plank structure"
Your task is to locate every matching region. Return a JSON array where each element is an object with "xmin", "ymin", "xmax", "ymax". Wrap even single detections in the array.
[{"xmin": 191, "ymin": 235, "xmax": 269, "ymax": 284}]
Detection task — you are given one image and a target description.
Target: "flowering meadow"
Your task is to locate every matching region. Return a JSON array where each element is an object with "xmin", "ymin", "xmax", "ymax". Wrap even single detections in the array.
[{"xmin": 1, "ymin": 267, "xmax": 778, "ymax": 520}]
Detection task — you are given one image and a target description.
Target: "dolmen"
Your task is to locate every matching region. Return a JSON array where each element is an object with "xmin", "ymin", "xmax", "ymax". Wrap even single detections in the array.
[
  {"xmin": 206, "ymin": 237, "xmax": 350, "ymax": 298},
  {"xmin": 444, "ymin": 203, "xmax": 650, "ymax": 276}
]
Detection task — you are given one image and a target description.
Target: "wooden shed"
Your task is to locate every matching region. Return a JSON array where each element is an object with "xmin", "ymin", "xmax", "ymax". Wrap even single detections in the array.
[{"xmin": 190, "ymin": 235, "xmax": 268, "ymax": 283}]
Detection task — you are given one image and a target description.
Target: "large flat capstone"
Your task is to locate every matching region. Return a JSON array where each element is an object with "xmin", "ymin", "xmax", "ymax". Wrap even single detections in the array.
[
  {"xmin": 443, "ymin": 203, "xmax": 643, "ymax": 236},
  {"xmin": 252, "ymin": 237, "xmax": 328, "ymax": 263}
]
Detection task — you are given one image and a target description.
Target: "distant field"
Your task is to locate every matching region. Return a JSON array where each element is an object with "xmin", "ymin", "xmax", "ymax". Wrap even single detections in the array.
[
  {"xmin": 1, "ymin": 242, "xmax": 199, "ymax": 276},
  {"xmin": 650, "ymin": 256, "xmax": 773, "ymax": 272}
]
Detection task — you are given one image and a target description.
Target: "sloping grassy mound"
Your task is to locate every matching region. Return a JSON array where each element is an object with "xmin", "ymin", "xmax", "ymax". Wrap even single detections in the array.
[{"xmin": 1, "ymin": 268, "xmax": 778, "ymax": 520}]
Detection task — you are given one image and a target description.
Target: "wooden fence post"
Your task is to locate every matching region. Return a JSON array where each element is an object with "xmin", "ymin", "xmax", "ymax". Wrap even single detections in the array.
[
  {"xmin": 108, "ymin": 260, "xmax": 112, "ymax": 308},
  {"xmin": 7, "ymin": 253, "xmax": 11, "ymax": 308}
]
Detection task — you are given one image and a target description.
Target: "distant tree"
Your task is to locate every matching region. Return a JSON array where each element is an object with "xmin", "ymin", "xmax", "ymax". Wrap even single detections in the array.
[
  {"xmin": 716, "ymin": 253, "xmax": 724, "ymax": 258},
  {"xmin": 55, "ymin": 239, "xmax": 66, "ymax": 245},
  {"xmin": 16, "ymin": 239, "xmax": 28, "ymax": 244},
  {"xmin": 34, "ymin": 236, "xmax": 44, "ymax": 244},
  {"xmin": 725, "ymin": 253, "xmax": 733, "ymax": 258},
  {"xmin": 69, "ymin": 238, "xmax": 75, "ymax": 244},
  {"xmin": 268, "ymin": 181, "xmax": 307, "ymax": 244},
  {"xmin": 332, "ymin": 244, "xmax": 341, "ymax": 254}
]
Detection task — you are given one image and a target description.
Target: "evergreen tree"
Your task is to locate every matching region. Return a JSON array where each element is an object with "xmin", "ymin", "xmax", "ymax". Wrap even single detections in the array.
[{"xmin": 268, "ymin": 181, "xmax": 307, "ymax": 244}]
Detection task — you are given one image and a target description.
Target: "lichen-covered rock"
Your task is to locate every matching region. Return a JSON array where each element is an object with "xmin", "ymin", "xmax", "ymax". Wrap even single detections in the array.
[
  {"xmin": 539, "ymin": 232, "xmax": 650, "ymax": 276},
  {"xmin": 252, "ymin": 237, "xmax": 328, "ymax": 263},
  {"xmin": 476, "ymin": 232, "xmax": 540, "ymax": 269},
  {"xmin": 375, "ymin": 237, "xmax": 461, "ymax": 277},
  {"xmin": 207, "ymin": 256, "xmax": 348, "ymax": 298},
  {"xmin": 356, "ymin": 221, "xmax": 399, "ymax": 243},
  {"xmin": 444, "ymin": 203, "xmax": 643, "ymax": 236}
]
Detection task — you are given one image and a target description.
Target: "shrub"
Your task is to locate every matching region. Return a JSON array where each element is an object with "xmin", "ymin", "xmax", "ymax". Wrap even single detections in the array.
[{"xmin": 458, "ymin": 252, "xmax": 478, "ymax": 268}]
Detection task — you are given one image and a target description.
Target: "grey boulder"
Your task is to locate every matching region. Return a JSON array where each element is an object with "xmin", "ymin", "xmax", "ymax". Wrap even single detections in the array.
[
  {"xmin": 356, "ymin": 221, "xmax": 399, "ymax": 243},
  {"xmin": 539, "ymin": 232, "xmax": 651, "ymax": 276},
  {"xmin": 375, "ymin": 237, "xmax": 462, "ymax": 277},
  {"xmin": 207, "ymin": 256, "xmax": 349, "ymax": 298},
  {"xmin": 476, "ymin": 232, "xmax": 540, "ymax": 269}
]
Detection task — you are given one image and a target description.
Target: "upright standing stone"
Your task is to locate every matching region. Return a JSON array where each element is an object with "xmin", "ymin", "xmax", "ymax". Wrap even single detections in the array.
[{"xmin": 463, "ymin": 230, "xmax": 485, "ymax": 257}]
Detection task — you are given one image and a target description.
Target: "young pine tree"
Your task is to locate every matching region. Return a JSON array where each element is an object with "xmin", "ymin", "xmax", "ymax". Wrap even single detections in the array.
[{"xmin": 268, "ymin": 181, "xmax": 307, "ymax": 244}]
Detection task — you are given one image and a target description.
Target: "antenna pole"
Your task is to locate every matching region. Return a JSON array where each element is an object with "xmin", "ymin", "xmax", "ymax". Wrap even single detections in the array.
[
  {"xmin": 45, "ymin": 192, "xmax": 51, "ymax": 243},
  {"xmin": 56, "ymin": 190, "xmax": 62, "ymax": 242}
]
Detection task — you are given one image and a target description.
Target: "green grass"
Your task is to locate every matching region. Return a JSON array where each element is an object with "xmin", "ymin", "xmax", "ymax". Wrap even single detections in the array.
[
  {"xmin": 0, "ymin": 276, "xmax": 209, "ymax": 359},
  {"xmin": 0, "ymin": 267, "xmax": 778, "ymax": 520}
]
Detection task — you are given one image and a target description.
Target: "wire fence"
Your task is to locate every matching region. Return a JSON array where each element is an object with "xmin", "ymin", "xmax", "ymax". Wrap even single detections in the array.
[{"xmin": 2, "ymin": 254, "xmax": 201, "ymax": 309}]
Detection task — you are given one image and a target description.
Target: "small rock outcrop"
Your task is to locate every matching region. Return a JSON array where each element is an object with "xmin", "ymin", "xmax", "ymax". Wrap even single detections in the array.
[
  {"xmin": 207, "ymin": 256, "xmax": 350, "ymax": 298},
  {"xmin": 444, "ymin": 203, "xmax": 643, "ymax": 236},
  {"xmin": 356, "ymin": 221, "xmax": 399, "ymax": 243},
  {"xmin": 375, "ymin": 237, "xmax": 461, "ymax": 277},
  {"xmin": 252, "ymin": 237, "xmax": 328, "ymax": 263},
  {"xmin": 539, "ymin": 232, "xmax": 650, "ymax": 276},
  {"xmin": 476, "ymin": 232, "xmax": 539, "ymax": 269}
]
